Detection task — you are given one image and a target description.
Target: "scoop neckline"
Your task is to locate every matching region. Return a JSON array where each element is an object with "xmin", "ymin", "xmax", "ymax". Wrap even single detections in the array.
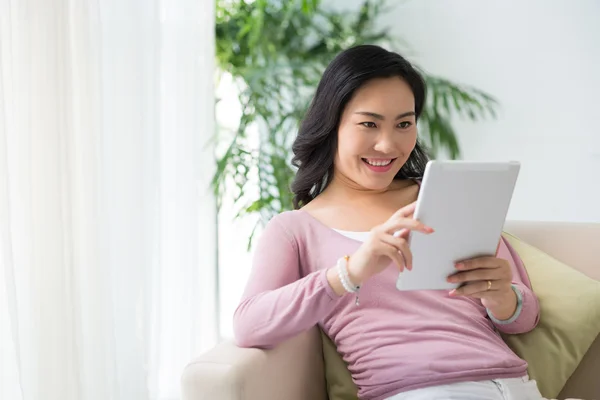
[
  {"xmin": 294, "ymin": 177, "xmax": 421, "ymax": 242},
  {"xmin": 296, "ymin": 209, "xmax": 368, "ymax": 243}
]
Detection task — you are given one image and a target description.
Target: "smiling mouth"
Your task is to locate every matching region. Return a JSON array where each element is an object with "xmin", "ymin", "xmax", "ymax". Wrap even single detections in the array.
[{"xmin": 362, "ymin": 158, "xmax": 396, "ymax": 167}]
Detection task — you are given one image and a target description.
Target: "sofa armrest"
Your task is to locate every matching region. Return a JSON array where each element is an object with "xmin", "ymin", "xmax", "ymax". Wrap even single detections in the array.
[{"xmin": 181, "ymin": 328, "xmax": 327, "ymax": 400}]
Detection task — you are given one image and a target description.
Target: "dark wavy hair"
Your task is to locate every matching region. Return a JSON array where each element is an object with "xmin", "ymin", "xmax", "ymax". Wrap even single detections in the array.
[{"xmin": 290, "ymin": 45, "xmax": 429, "ymax": 209}]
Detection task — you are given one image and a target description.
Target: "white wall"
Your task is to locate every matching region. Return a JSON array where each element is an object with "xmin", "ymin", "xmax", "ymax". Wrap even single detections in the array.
[{"xmin": 373, "ymin": 0, "xmax": 600, "ymax": 222}]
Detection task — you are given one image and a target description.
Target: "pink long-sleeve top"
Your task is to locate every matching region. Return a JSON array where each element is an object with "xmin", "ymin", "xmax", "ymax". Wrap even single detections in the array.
[{"xmin": 233, "ymin": 210, "xmax": 540, "ymax": 400}]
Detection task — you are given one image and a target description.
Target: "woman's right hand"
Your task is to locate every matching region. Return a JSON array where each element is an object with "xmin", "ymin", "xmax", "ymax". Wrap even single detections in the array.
[{"xmin": 347, "ymin": 202, "xmax": 434, "ymax": 285}]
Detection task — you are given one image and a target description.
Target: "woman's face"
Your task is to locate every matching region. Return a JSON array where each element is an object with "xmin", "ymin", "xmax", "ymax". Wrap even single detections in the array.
[{"xmin": 334, "ymin": 77, "xmax": 418, "ymax": 190}]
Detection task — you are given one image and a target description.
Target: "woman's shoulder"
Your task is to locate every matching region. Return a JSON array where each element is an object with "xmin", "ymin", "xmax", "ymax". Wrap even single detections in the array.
[
  {"xmin": 265, "ymin": 209, "xmax": 313, "ymax": 239},
  {"xmin": 269, "ymin": 209, "xmax": 309, "ymax": 226},
  {"xmin": 259, "ymin": 210, "xmax": 325, "ymax": 262}
]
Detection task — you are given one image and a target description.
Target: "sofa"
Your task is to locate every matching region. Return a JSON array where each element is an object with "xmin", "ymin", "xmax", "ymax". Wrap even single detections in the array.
[{"xmin": 181, "ymin": 221, "xmax": 600, "ymax": 400}]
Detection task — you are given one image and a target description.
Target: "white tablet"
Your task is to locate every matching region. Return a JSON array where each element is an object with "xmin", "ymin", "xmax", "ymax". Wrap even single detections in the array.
[{"xmin": 395, "ymin": 160, "xmax": 520, "ymax": 291}]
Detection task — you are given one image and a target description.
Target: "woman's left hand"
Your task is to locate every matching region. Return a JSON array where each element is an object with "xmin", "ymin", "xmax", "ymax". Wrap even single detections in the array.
[{"xmin": 446, "ymin": 256, "xmax": 517, "ymax": 319}]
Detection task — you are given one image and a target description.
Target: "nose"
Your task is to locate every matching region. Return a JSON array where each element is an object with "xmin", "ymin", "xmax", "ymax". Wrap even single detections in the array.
[{"xmin": 372, "ymin": 131, "xmax": 396, "ymax": 154}]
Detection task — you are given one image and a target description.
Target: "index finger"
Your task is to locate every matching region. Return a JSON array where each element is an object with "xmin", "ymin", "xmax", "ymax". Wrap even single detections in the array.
[
  {"xmin": 455, "ymin": 256, "xmax": 502, "ymax": 270},
  {"xmin": 390, "ymin": 201, "xmax": 417, "ymax": 219}
]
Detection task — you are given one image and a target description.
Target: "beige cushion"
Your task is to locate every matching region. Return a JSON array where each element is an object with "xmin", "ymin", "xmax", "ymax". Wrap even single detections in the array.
[
  {"xmin": 320, "ymin": 233, "xmax": 600, "ymax": 400},
  {"xmin": 501, "ymin": 232, "xmax": 600, "ymax": 398}
]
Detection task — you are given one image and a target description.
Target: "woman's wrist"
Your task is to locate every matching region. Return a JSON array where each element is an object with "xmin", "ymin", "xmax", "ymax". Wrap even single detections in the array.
[
  {"xmin": 486, "ymin": 287, "xmax": 518, "ymax": 321},
  {"xmin": 326, "ymin": 267, "xmax": 347, "ymax": 296},
  {"xmin": 326, "ymin": 256, "xmax": 365, "ymax": 297},
  {"xmin": 346, "ymin": 256, "xmax": 367, "ymax": 286}
]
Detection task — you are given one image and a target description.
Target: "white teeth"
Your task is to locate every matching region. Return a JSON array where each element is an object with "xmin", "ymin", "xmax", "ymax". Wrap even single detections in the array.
[{"xmin": 364, "ymin": 159, "xmax": 393, "ymax": 167}]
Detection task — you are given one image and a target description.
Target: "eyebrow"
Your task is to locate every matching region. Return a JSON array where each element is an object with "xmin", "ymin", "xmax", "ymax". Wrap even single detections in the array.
[{"xmin": 354, "ymin": 111, "xmax": 416, "ymax": 120}]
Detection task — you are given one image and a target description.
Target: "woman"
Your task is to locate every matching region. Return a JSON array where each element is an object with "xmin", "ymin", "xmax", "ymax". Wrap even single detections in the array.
[{"xmin": 233, "ymin": 45, "xmax": 543, "ymax": 400}]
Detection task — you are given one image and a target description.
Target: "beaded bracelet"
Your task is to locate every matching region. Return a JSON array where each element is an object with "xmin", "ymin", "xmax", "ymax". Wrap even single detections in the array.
[{"xmin": 337, "ymin": 255, "xmax": 361, "ymax": 305}]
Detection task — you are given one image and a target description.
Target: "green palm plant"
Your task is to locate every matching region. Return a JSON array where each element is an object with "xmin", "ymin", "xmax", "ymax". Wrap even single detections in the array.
[{"xmin": 214, "ymin": 0, "xmax": 498, "ymax": 246}]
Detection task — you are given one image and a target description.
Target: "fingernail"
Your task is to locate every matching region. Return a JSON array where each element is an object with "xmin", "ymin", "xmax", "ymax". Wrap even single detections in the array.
[
  {"xmin": 426, "ymin": 226, "xmax": 434, "ymax": 233},
  {"xmin": 455, "ymin": 263, "xmax": 464, "ymax": 269},
  {"xmin": 449, "ymin": 289, "xmax": 456, "ymax": 296}
]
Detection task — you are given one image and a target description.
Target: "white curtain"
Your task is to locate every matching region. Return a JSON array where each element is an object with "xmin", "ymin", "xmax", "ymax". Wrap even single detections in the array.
[{"xmin": 0, "ymin": 1, "xmax": 217, "ymax": 399}]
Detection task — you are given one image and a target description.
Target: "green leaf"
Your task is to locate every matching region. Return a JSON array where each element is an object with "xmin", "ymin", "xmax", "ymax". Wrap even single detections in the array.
[
  {"xmin": 246, "ymin": 219, "xmax": 262, "ymax": 252},
  {"xmin": 301, "ymin": 0, "xmax": 320, "ymax": 14}
]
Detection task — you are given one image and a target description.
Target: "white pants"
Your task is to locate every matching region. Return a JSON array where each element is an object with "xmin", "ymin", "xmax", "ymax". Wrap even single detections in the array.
[{"xmin": 387, "ymin": 376, "xmax": 545, "ymax": 400}]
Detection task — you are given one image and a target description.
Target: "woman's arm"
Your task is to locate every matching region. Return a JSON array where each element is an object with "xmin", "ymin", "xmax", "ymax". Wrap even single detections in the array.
[
  {"xmin": 232, "ymin": 214, "xmax": 345, "ymax": 349},
  {"xmin": 486, "ymin": 237, "xmax": 540, "ymax": 334}
]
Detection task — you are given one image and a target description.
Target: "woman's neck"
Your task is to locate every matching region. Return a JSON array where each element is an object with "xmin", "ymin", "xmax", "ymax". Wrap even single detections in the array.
[{"xmin": 320, "ymin": 173, "xmax": 411, "ymax": 204}]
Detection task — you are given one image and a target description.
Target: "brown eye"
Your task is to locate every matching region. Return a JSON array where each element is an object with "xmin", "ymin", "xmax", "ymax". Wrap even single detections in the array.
[
  {"xmin": 360, "ymin": 121, "xmax": 377, "ymax": 128},
  {"xmin": 398, "ymin": 121, "xmax": 413, "ymax": 129}
]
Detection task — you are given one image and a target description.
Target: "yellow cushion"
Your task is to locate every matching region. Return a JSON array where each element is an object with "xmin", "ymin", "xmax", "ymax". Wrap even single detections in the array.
[
  {"xmin": 320, "ymin": 233, "xmax": 600, "ymax": 400},
  {"xmin": 320, "ymin": 330, "xmax": 357, "ymax": 400},
  {"xmin": 501, "ymin": 232, "xmax": 600, "ymax": 398}
]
